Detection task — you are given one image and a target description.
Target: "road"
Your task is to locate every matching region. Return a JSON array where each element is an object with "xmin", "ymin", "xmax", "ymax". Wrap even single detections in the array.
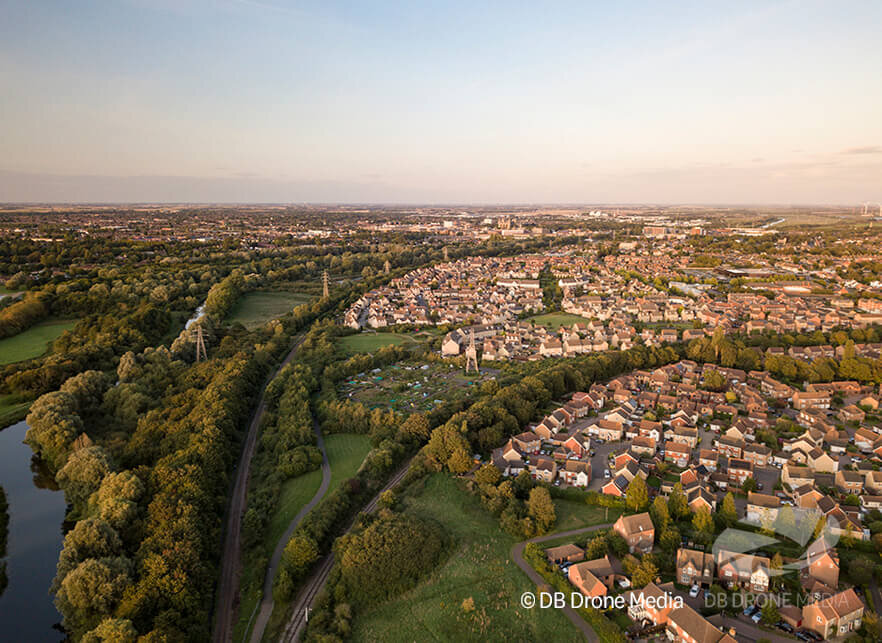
[
  {"xmin": 248, "ymin": 420, "xmax": 331, "ymax": 643},
  {"xmin": 279, "ymin": 459, "xmax": 414, "ymax": 643},
  {"xmin": 510, "ymin": 524, "xmax": 614, "ymax": 642},
  {"xmin": 212, "ymin": 334, "xmax": 308, "ymax": 643}
]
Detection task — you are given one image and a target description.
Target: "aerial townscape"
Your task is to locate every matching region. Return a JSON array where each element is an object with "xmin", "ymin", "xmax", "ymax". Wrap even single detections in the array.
[
  {"xmin": 3, "ymin": 204, "xmax": 882, "ymax": 643},
  {"xmin": 2, "ymin": 2, "xmax": 881, "ymax": 643}
]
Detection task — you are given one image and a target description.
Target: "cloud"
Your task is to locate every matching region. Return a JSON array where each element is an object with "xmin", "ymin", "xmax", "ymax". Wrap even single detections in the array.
[{"xmin": 840, "ymin": 146, "xmax": 882, "ymax": 155}]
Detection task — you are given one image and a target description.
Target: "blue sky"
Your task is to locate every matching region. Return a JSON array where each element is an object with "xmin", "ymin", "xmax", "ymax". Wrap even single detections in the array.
[{"xmin": 0, "ymin": 0, "xmax": 880, "ymax": 203}]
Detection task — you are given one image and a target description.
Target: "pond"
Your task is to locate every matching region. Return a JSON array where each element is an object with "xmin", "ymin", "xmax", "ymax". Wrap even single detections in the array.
[{"xmin": 0, "ymin": 420, "xmax": 67, "ymax": 641}]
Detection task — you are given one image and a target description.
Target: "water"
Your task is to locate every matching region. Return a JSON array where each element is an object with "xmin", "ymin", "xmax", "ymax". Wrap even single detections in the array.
[
  {"xmin": 0, "ymin": 420, "xmax": 67, "ymax": 642},
  {"xmin": 185, "ymin": 302, "xmax": 207, "ymax": 329}
]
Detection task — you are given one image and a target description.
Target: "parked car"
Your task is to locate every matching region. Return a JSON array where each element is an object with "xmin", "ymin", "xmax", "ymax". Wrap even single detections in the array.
[
  {"xmin": 751, "ymin": 612, "xmax": 762, "ymax": 624},
  {"xmin": 689, "ymin": 584, "xmax": 700, "ymax": 598},
  {"xmin": 776, "ymin": 621, "xmax": 794, "ymax": 634},
  {"xmin": 604, "ymin": 470, "xmax": 611, "ymax": 478}
]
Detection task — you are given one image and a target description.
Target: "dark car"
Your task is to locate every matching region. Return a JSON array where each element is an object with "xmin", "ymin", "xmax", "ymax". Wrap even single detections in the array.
[
  {"xmin": 797, "ymin": 630, "xmax": 822, "ymax": 642},
  {"xmin": 776, "ymin": 621, "xmax": 794, "ymax": 633}
]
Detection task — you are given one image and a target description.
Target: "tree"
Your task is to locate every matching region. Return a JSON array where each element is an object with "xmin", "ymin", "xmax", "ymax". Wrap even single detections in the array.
[
  {"xmin": 660, "ymin": 527, "xmax": 681, "ymax": 552},
  {"xmin": 626, "ymin": 476, "xmax": 649, "ymax": 512},
  {"xmin": 741, "ymin": 477, "xmax": 758, "ymax": 493},
  {"xmin": 668, "ymin": 482, "xmax": 688, "ymax": 519},
  {"xmin": 82, "ymin": 618, "xmax": 138, "ymax": 643},
  {"xmin": 692, "ymin": 508, "xmax": 714, "ymax": 543},
  {"xmin": 770, "ymin": 553, "xmax": 784, "ymax": 589},
  {"xmin": 281, "ymin": 535, "xmax": 319, "ymax": 580},
  {"xmin": 632, "ymin": 557, "xmax": 658, "ymax": 588},
  {"xmin": 607, "ymin": 531, "xmax": 629, "ymax": 558},
  {"xmin": 720, "ymin": 493, "xmax": 738, "ymax": 526},
  {"xmin": 56, "ymin": 446, "xmax": 113, "ymax": 508},
  {"xmin": 398, "ymin": 413, "xmax": 430, "ymax": 442},
  {"xmin": 475, "ymin": 463, "xmax": 501, "ymax": 486},
  {"xmin": 527, "ymin": 487, "xmax": 556, "ymax": 533},
  {"xmin": 56, "ymin": 556, "xmax": 132, "ymax": 636},
  {"xmin": 650, "ymin": 495, "xmax": 670, "ymax": 532},
  {"xmin": 761, "ymin": 600, "xmax": 779, "ymax": 625},
  {"xmin": 585, "ymin": 534, "xmax": 608, "ymax": 560}
]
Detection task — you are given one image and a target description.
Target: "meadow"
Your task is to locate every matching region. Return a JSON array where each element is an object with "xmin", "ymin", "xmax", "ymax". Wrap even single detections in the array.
[
  {"xmin": 0, "ymin": 318, "xmax": 78, "ymax": 365},
  {"xmin": 350, "ymin": 474, "xmax": 582, "ymax": 642},
  {"xmin": 226, "ymin": 291, "xmax": 313, "ymax": 329},
  {"xmin": 335, "ymin": 332, "xmax": 417, "ymax": 355}
]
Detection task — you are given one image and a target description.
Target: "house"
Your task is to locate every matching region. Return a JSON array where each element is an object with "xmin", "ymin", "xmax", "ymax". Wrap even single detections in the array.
[
  {"xmin": 727, "ymin": 458, "xmax": 754, "ymax": 486},
  {"xmin": 602, "ymin": 475, "xmax": 630, "ymax": 497},
  {"xmin": 783, "ymin": 464, "xmax": 815, "ymax": 489},
  {"xmin": 806, "ymin": 448, "xmax": 839, "ymax": 474},
  {"xmin": 631, "ymin": 435, "xmax": 657, "ymax": 456},
  {"xmin": 591, "ymin": 419, "xmax": 624, "ymax": 441},
  {"xmin": 698, "ymin": 449, "xmax": 719, "ymax": 471},
  {"xmin": 568, "ymin": 562, "xmax": 607, "ymax": 597},
  {"xmin": 802, "ymin": 537, "xmax": 839, "ymax": 597},
  {"xmin": 569, "ymin": 555, "xmax": 623, "ymax": 591},
  {"xmin": 835, "ymin": 470, "xmax": 864, "ymax": 495},
  {"xmin": 613, "ymin": 512, "xmax": 655, "ymax": 554},
  {"xmin": 687, "ymin": 486, "xmax": 716, "ymax": 514},
  {"xmin": 792, "ymin": 391, "xmax": 831, "ymax": 411},
  {"xmin": 716, "ymin": 549, "xmax": 770, "ymax": 592},
  {"xmin": 746, "ymin": 492, "xmax": 781, "ymax": 524},
  {"xmin": 559, "ymin": 460, "xmax": 591, "ymax": 488},
  {"xmin": 742, "ymin": 443, "xmax": 772, "ymax": 467},
  {"xmin": 854, "ymin": 427, "xmax": 878, "ymax": 452},
  {"xmin": 512, "ymin": 431, "xmax": 541, "ymax": 454},
  {"xmin": 864, "ymin": 471, "xmax": 882, "ymax": 494},
  {"xmin": 716, "ymin": 435, "xmax": 744, "ymax": 459},
  {"xmin": 529, "ymin": 456, "xmax": 557, "ymax": 483},
  {"xmin": 802, "ymin": 588, "xmax": 864, "ymax": 640},
  {"xmin": 545, "ymin": 543, "xmax": 585, "ymax": 565},
  {"xmin": 676, "ymin": 548, "xmax": 715, "ymax": 587},
  {"xmin": 665, "ymin": 441, "xmax": 692, "ymax": 467},
  {"xmin": 626, "ymin": 581, "xmax": 676, "ymax": 626},
  {"xmin": 666, "ymin": 604, "xmax": 738, "ymax": 643},
  {"xmin": 839, "ymin": 404, "xmax": 866, "ymax": 423}
]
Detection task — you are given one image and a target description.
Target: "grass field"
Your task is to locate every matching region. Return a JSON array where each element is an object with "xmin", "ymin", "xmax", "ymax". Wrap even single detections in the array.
[
  {"xmin": 350, "ymin": 474, "xmax": 582, "ymax": 642},
  {"xmin": 0, "ymin": 318, "xmax": 78, "ymax": 365},
  {"xmin": 226, "ymin": 291, "xmax": 313, "ymax": 329},
  {"xmin": 233, "ymin": 433, "xmax": 373, "ymax": 643},
  {"xmin": 336, "ymin": 332, "xmax": 417, "ymax": 355},
  {"xmin": 553, "ymin": 499, "xmax": 621, "ymax": 532},
  {"xmin": 526, "ymin": 312, "xmax": 592, "ymax": 329}
]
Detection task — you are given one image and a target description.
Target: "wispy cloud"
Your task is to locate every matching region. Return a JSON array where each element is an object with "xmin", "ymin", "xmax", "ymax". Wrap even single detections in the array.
[{"xmin": 840, "ymin": 146, "xmax": 882, "ymax": 155}]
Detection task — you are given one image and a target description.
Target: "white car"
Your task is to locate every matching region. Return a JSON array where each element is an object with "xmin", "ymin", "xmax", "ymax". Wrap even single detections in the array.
[
  {"xmin": 689, "ymin": 585, "xmax": 700, "ymax": 598},
  {"xmin": 604, "ymin": 470, "xmax": 611, "ymax": 478}
]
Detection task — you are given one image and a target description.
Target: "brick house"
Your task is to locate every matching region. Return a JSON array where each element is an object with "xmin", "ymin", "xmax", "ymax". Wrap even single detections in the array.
[
  {"xmin": 802, "ymin": 588, "xmax": 864, "ymax": 640},
  {"xmin": 676, "ymin": 548, "xmax": 715, "ymax": 587},
  {"xmin": 613, "ymin": 512, "xmax": 655, "ymax": 554}
]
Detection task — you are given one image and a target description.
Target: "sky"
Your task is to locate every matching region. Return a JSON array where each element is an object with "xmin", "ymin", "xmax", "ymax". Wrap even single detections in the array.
[{"xmin": 0, "ymin": 0, "xmax": 880, "ymax": 204}]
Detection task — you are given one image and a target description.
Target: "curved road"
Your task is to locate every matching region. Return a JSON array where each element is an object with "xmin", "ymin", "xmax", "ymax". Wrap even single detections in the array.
[
  {"xmin": 248, "ymin": 421, "xmax": 331, "ymax": 642},
  {"xmin": 279, "ymin": 459, "xmax": 413, "ymax": 643},
  {"xmin": 510, "ymin": 524, "xmax": 614, "ymax": 643},
  {"xmin": 212, "ymin": 334, "xmax": 309, "ymax": 643}
]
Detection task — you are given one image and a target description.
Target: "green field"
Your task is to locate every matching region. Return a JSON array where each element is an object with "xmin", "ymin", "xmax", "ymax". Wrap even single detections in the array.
[
  {"xmin": 0, "ymin": 318, "xmax": 78, "ymax": 365},
  {"xmin": 526, "ymin": 312, "xmax": 592, "ymax": 329},
  {"xmin": 336, "ymin": 332, "xmax": 417, "ymax": 355},
  {"xmin": 553, "ymin": 498, "xmax": 621, "ymax": 532},
  {"xmin": 350, "ymin": 474, "xmax": 581, "ymax": 642},
  {"xmin": 233, "ymin": 433, "xmax": 373, "ymax": 643},
  {"xmin": 226, "ymin": 291, "xmax": 313, "ymax": 329}
]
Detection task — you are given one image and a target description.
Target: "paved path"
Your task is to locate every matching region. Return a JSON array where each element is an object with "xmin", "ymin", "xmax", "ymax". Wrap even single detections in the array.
[
  {"xmin": 212, "ymin": 334, "xmax": 307, "ymax": 643},
  {"xmin": 248, "ymin": 419, "xmax": 331, "ymax": 643},
  {"xmin": 510, "ymin": 524, "xmax": 614, "ymax": 642},
  {"xmin": 279, "ymin": 459, "xmax": 414, "ymax": 643}
]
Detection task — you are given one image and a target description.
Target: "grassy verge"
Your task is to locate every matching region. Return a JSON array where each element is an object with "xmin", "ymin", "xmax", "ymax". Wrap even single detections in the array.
[
  {"xmin": 349, "ymin": 474, "xmax": 582, "ymax": 642},
  {"xmin": 0, "ymin": 394, "xmax": 31, "ymax": 429},
  {"xmin": 0, "ymin": 318, "xmax": 78, "ymax": 365}
]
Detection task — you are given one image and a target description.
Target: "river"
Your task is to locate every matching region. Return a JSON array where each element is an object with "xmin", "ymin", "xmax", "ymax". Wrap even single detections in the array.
[{"xmin": 0, "ymin": 420, "xmax": 67, "ymax": 642}]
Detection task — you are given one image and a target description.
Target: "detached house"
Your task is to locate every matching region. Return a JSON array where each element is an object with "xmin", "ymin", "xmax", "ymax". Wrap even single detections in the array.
[
  {"xmin": 676, "ymin": 549, "xmax": 715, "ymax": 587},
  {"xmin": 802, "ymin": 588, "xmax": 864, "ymax": 640},
  {"xmin": 613, "ymin": 512, "xmax": 655, "ymax": 554}
]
